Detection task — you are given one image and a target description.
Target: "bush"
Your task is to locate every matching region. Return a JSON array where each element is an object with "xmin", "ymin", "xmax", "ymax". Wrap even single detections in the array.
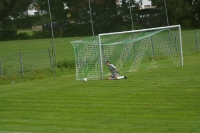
[
  {"xmin": 0, "ymin": 30, "xmax": 17, "ymax": 41},
  {"xmin": 31, "ymin": 28, "xmax": 61, "ymax": 39},
  {"xmin": 17, "ymin": 32, "xmax": 30, "ymax": 40},
  {"xmin": 182, "ymin": 19, "xmax": 192, "ymax": 29},
  {"xmin": 31, "ymin": 31, "xmax": 51, "ymax": 39},
  {"xmin": 62, "ymin": 23, "xmax": 92, "ymax": 37},
  {"xmin": 57, "ymin": 59, "xmax": 75, "ymax": 69}
]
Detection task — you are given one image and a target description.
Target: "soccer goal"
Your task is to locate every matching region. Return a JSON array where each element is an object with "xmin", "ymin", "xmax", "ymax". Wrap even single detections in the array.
[{"xmin": 71, "ymin": 25, "xmax": 183, "ymax": 80}]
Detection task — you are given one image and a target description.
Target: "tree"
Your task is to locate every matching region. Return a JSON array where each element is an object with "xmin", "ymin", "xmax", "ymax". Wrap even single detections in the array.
[
  {"xmin": 0, "ymin": 0, "xmax": 16, "ymax": 21},
  {"xmin": 192, "ymin": 0, "xmax": 200, "ymax": 27},
  {"xmin": 0, "ymin": 0, "xmax": 32, "ymax": 22},
  {"xmin": 115, "ymin": 0, "xmax": 140, "ymax": 29},
  {"xmin": 152, "ymin": 0, "xmax": 193, "ymax": 27},
  {"xmin": 37, "ymin": 0, "xmax": 136, "ymax": 33},
  {"xmin": 37, "ymin": 0, "xmax": 87, "ymax": 21}
]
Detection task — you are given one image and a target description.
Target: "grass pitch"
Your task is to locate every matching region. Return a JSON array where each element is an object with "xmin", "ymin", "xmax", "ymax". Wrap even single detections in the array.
[{"xmin": 0, "ymin": 53, "xmax": 200, "ymax": 133}]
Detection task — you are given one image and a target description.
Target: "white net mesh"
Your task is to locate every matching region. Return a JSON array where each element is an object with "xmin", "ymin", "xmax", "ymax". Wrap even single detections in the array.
[{"xmin": 71, "ymin": 25, "xmax": 182, "ymax": 80}]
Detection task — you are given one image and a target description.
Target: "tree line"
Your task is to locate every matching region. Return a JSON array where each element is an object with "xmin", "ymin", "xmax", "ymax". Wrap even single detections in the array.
[{"xmin": 0, "ymin": 0, "xmax": 199, "ymax": 35}]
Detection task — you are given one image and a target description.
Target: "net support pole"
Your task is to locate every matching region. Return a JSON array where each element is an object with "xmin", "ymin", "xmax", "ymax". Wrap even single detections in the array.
[
  {"xmin": 19, "ymin": 52, "xmax": 24, "ymax": 76},
  {"xmin": 164, "ymin": 0, "xmax": 172, "ymax": 54},
  {"xmin": 48, "ymin": 0, "xmax": 57, "ymax": 81},
  {"xmin": 195, "ymin": 30, "xmax": 199, "ymax": 52},
  {"xmin": 48, "ymin": 48, "xmax": 53, "ymax": 68},
  {"xmin": 174, "ymin": 33, "xmax": 178, "ymax": 52},
  {"xmin": 0, "ymin": 59, "xmax": 3, "ymax": 76},
  {"xmin": 178, "ymin": 25, "xmax": 183, "ymax": 66},
  {"xmin": 128, "ymin": 0, "xmax": 135, "ymax": 40},
  {"xmin": 129, "ymin": 0, "xmax": 134, "ymax": 31},
  {"xmin": 150, "ymin": 37, "xmax": 155, "ymax": 57},
  {"xmin": 88, "ymin": 0, "xmax": 95, "ymax": 39},
  {"xmin": 98, "ymin": 35, "xmax": 103, "ymax": 80},
  {"xmin": 164, "ymin": 0, "xmax": 169, "ymax": 26}
]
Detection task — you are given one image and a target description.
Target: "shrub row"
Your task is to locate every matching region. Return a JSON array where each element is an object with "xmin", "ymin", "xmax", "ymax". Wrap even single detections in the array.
[
  {"xmin": 0, "ymin": 30, "xmax": 17, "ymax": 41},
  {"xmin": 0, "ymin": 23, "xmax": 93, "ymax": 41},
  {"xmin": 0, "ymin": 59, "xmax": 76, "ymax": 85}
]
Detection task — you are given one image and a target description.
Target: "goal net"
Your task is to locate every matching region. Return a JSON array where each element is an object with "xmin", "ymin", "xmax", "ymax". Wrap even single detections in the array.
[{"xmin": 71, "ymin": 25, "xmax": 183, "ymax": 80}]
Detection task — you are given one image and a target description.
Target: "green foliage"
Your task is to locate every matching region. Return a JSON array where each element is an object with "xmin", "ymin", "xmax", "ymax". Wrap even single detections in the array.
[
  {"xmin": 1, "ymin": 0, "xmax": 200, "ymax": 37},
  {"xmin": 154, "ymin": 0, "xmax": 200, "ymax": 28},
  {"xmin": 31, "ymin": 31, "xmax": 52, "ymax": 39},
  {"xmin": 182, "ymin": 19, "xmax": 192, "ymax": 29},
  {"xmin": 0, "ymin": 68, "xmax": 52, "ymax": 85},
  {"xmin": 13, "ymin": 16, "xmax": 49, "ymax": 29},
  {"xmin": 0, "ymin": 0, "xmax": 30, "ymax": 21},
  {"xmin": 38, "ymin": 0, "xmax": 141, "ymax": 34},
  {"xmin": 62, "ymin": 23, "xmax": 92, "ymax": 37},
  {"xmin": 17, "ymin": 32, "xmax": 30, "ymax": 40},
  {"xmin": 0, "ymin": 30, "xmax": 17, "ymax": 41},
  {"xmin": 57, "ymin": 59, "xmax": 75, "ymax": 69}
]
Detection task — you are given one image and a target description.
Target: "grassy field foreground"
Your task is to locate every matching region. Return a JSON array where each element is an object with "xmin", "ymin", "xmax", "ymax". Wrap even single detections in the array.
[{"xmin": 0, "ymin": 53, "xmax": 200, "ymax": 133}]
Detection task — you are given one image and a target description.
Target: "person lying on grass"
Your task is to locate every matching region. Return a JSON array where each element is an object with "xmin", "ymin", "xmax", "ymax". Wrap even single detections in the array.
[{"xmin": 105, "ymin": 60, "xmax": 127, "ymax": 80}]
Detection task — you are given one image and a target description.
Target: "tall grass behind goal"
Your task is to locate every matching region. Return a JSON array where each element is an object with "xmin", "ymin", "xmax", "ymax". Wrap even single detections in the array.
[{"xmin": 71, "ymin": 25, "xmax": 183, "ymax": 80}]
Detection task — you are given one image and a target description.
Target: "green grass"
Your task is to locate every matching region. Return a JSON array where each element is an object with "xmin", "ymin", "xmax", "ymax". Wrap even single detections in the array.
[
  {"xmin": 0, "ymin": 37, "xmax": 85, "ymax": 61},
  {"xmin": 0, "ymin": 37, "xmax": 85, "ymax": 82},
  {"xmin": 17, "ymin": 29, "xmax": 34, "ymax": 36},
  {"xmin": 0, "ymin": 53, "xmax": 200, "ymax": 133},
  {"xmin": 0, "ymin": 29, "xmax": 200, "ymax": 132},
  {"xmin": 0, "ymin": 29, "xmax": 199, "ymax": 80},
  {"xmin": 182, "ymin": 29, "xmax": 200, "ymax": 54}
]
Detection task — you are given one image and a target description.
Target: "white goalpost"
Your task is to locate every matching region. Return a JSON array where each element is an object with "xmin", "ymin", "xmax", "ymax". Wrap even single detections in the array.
[{"xmin": 71, "ymin": 25, "xmax": 183, "ymax": 80}]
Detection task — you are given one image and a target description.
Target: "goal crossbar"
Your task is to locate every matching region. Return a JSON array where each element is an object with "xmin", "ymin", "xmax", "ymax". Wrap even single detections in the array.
[{"xmin": 99, "ymin": 25, "xmax": 181, "ymax": 36}]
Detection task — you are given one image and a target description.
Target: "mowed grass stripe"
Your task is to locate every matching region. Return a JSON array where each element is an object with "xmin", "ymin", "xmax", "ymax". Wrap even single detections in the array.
[{"xmin": 0, "ymin": 54, "xmax": 200, "ymax": 132}]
